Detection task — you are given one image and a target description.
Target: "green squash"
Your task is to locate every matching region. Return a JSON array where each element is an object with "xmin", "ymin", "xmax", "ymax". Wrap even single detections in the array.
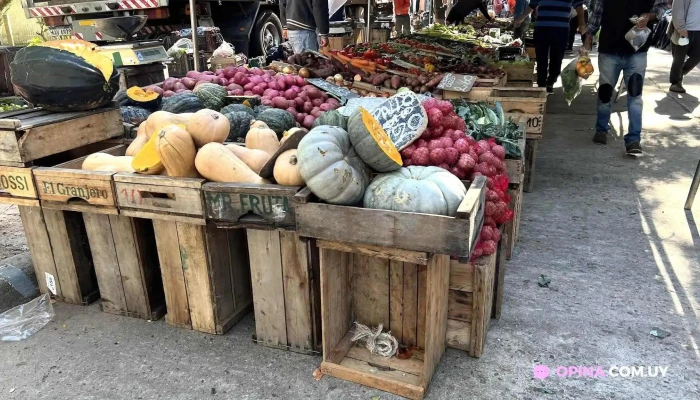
[
  {"xmin": 297, "ymin": 125, "xmax": 371, "ymax": 205},
  {"xmin": 222, "ymin": 111, "xmax": 254, "ymax": 142},
  {"xmin": 193, "ymin": 83, "xmax": 228, "ymax": 110},
  {"xmin": 347, "ymin": 107, "xmax": 402, "ymax": 172},
  {"xmin": 11, "ymin": 41, "xmax": 118, "ymax": 111},
  {"xmin": 255, "ymin": 108, "xmax": 296, "ymax": 137},
  {"xmin": 120, "ymin": 106, "xmax": 151, "ymax": 125},
  {"xmin": 364, "ymin": 166, "xmax": 467, "ymax": 216},
  {"xmin": 159, "ymin": 93, "xmax": 205, "ymax": 113},
  {"xmin": 221, "ymin": 103, "xmax": 255, "ymax": 116},
  {"xmin": 126, "ymin": 86, "xmax": 162, "ymax": 110},
  {"xmin": 312, "ymin": 109, "xmax": 347, "ymax": 129},
  {"xmin": 114, "ymin": 89, "xmax": 130, "ymax": 106}
]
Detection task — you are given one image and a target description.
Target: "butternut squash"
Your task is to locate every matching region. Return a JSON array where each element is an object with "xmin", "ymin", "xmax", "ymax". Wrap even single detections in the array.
[
  {"xmin": 225, "ymin": 144, "xmax": 271, "ymax": 173},
  {"xmin": 187, "ymin": 109, "xmax": 230, "ymax": 147},
  {"xmin": 155, "ymin": 124, "xmax": 199, "ymax": 178},
  {"xmin": 126, "ymin": 122, "xmax": 147, "ymax": 156},
  {"xmin": 280, "ymin": 127, "xmax": 306, "ymax": 146},
  {"xmin": 273, "ymin": 149, "xmax": 304, "ymax": 186},
  {"xmin": 82, "ymin": 153, "xmax": 135, "ymax": 173},
  {"xmin": 131, "ymin": 129, "xmax": 165, "ymax": 175},
  {"xmin": 144, "ymin": 111, "xmax": 194, "ymax": 138},
  {"xmin": 250, "ymin": 120, "xmax": 269, "ymax": 130},
  {"xmin": 245, "ymin": 127, "xmax": 279, "ymax": 156},
  {"xmin": 195, "ymin": 143, "xmax": 268, "ymax": 183}
]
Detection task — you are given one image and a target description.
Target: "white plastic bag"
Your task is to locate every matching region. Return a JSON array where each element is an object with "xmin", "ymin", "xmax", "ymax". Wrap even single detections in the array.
[
  {"xmin": 0, "ymin": 293, "xmax": 55, "ymax": 341},
  {"xmin": 213, "ymin": 41, "xmax": 235, "ymax": 58},
  {"xmin": 625, "ymin": 16, "xmax": 651, "ymax": 51},
  {"xmin": 166, "ymin": 38, "xmax": 194, "ymax": 57},
  {"xmin": 561, "ymin": 57, "xmax": 582, "ymax": 106}
]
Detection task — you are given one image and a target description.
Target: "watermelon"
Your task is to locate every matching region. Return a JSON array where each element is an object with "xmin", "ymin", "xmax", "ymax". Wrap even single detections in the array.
[{"xmin": 193, "ymin": 83, "xmax": 227, "ymax": 110}]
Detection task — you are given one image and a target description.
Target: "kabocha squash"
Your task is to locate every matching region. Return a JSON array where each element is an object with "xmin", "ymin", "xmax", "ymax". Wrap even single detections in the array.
[
  {"xmin": 364, "ymin": 166, "xmax": 467, "ymax": 216},
  {"xmin": 255, "ymin": 108, "xmax": 296, "ymax": 137},
  {"xmin": 144, "ymin": 111, "xmax": 194, "ymax": 138},
  {"xmin": 82, "ymin": 153, "xmax": 135, "ymax": 173},
  {"xmin": 193, "ymin": 83, "xmax": 228, "ymax": 110},
  {"xmin": 155, "ymin": 124, "xmax": 199, "ymax": 177},
  {"xmin": 126, "ymin": 86, "xmax": 162, "ymax": 110},
  {"xmin": 10, "ymin": 39, "xmax": 118, "ymax": 111},
  {"xmin": 131, "ymin": 131, "xmax": 165, "ymax": 175},
  {"xmin": 159, "ymin": 93, "xmax": 204, "ymax": 113},
  {"xmin": 245, "ymin": 126, "xmax": 280, "ymax": 156},
  {"xmin": 348, "ymin": 107, "xmax": 402, "ymax": 172},
  {"xmin": 273, "ymin": 149, "xmax": 304, "ymax": 186},
  {"xmin": 312, "ymin": 109, "xmax": 347, "ymax": 130},
  {"xmin": 186, "ymin": 109, "xmax": 230, "ymax": 147},
  {"xmin": 226, "ymin": 144, "xmax": 271, "ymax": 173},
  {"xmin": 220, "ymin": 103, "xmax": 255, "ymax": 117},
  {"xmin": 195, "ymin": 143, "xmax": 268, "ymax": 183},
  {"xmin": 120, "ymin": 106, "xmax": 151, "ymax": 125},
  {"xmin": 126, "ymin": 122, "xmax": 148, "ymax": 156},
  {"xmin": 222, "ymin": 111, "xmax": 254, "ymax": 142},
  {"xmin": 114, "ymin": 89, "xmax": 129, "ymax": 106},
  {"xmin": 297, "ymin": 126, "xmax": 370, "ymax": 205}
]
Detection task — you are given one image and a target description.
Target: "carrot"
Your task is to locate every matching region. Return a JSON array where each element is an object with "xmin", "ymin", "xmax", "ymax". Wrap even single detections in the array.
[
  {"xmin": 349, "ymin": 58, "xmax": 371, "ymax": 66},
  {"xmin": 376, "ymin": 64, "xmax": 388, "ymax": 70},
  {"xmin": 335, "ymin": 53, "xmax": 352, "ymax": 63}
]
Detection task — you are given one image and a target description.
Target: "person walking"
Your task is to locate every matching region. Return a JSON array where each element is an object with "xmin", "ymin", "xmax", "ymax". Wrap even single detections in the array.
[
  {"xmin": 567, "ymin": 1, "xmax": 590, "ymax": 53},
  {"xmin": 446, "ymin": 0, "xmax": 494, "ymax": 25},
  {"xmin": 395, "ymin": 0, "xmax": 411, "ymax": 36},
  {"xmin": 513, "ymin": 0, "xmax": 530, "ymax": 39},
  {"xmin": 280, "ymin": 0, "xmax": 329, "ymax": 54},
  {"xmin": 515, "ymin": 0, "xmax": 587, "ymax": 93},
  {"xmin": 583, "ymin": 0, "xmax": 670, "ymax": 155},
  {"xmin": 669, "ymin": 0, "xmax": 700, "ymax": 93}
]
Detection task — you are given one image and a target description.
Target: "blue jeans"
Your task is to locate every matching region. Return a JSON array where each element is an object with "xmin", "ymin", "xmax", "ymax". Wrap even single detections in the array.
[
  {"xmin": 596, "ymin": 52, "xmax": 647, "ymax": 144},
  {"xmin": 287, "ymin": 29, "xmax": 319, "ymax": 54}
]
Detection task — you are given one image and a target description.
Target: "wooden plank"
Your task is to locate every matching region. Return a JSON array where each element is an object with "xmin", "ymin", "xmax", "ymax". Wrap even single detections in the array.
[
  {"xmin": 402, "ymin": 263, "xmax": 418, "ymax": 347},
  {"xmin": 504, "ymin": 159, "xmax": 523, "ymax": 186},
  {"xmin": 449, "ymin": 259, "xmax": 474, "ymax": 292},
  {"xmin": 470, "ymin": 253, "xmax": 496, "ymax": 357},
  {"xmin": 321, "ymin": 360, "xmax": 424, "ymax": 400},
  {"xmin": 353, "ymin": 254, "xmax": 390, "ymax": 329},
  {"xmin": 0, "ymin": 131, "xmax": 22, "ymax": 164},
  {"xmin": 203, "ymin": 183, "xmax": 300, "ymax": 227},
  {"xmin": 320, "ymin": 248, "xmax": 353, "ymax": 361},
  {"xmin": 113, "ymin": 173, "xmax": 204, "ymax": 189},
  {"xmin": 0, "ymin": 166, "xmax": 36, "ymax": 199},
  {"xmin": 421, "ymin": 254, "xmax": 450, "ymax": 388},
  {"xmin": 448, "ymin": 290, "xmax": 473, "ymax": 322},
  {"xmin": 115, "ymin": 181, "xmax": 205, "ymax": 219},
  {"xmin": 178, "ymin": 223, "xmax": 217, "ymax": 333},
  {"xmin": 152, "ymin": 219, "xmax": 191, "ymax": 328},
  {"xmin": 317, "ymin": 240, "xmax": 430, "ymax": 265},
  {"xmin": 0, "ymin": 197, "xmax": 39, "ymax": 206},
  {"xmin": 416, "ymin": 264, "xmax": 427, "ymax": 349},
  {"xmin": 205, "ymin": 225, "xmax": 236, "ymax": 326},
  {"xmin": 389, "ymin": 260, "xmax": 404, "ymax": 341},
  {"xmin": 120, "ymin": 209, "xmax": 205, "ymax": 225},
  {"xmin": 506, "ymin": 112, "xmax": 543, "ymax": 135},
  {"xmin": 280, "ymin": 230, "xmax": 314, "ymax": 351},
  {"xmin": 326, "ymin": 330, "xmax": 355, "ymax": 365},
  {"xmin": 226, "ymin": 228, "xmax": 252, "ymax": 314},
  {"xmin": 34, "ymin": 168, "xmax": 116, "ymax": 208},
  {"xmin": 347, "ymin": 345, "xmax": 423, "ymax": 377},
  {"xmin": 247, "ymin": 229, "xmax": 288, "ymax": 346},
  {"xmin": 18, "ymin": 205, "xmax": 59, "ymax": 296},
  {"xmin": 82, "ymin": 213, "xmax": 127, "ymax": 315},
  {"xmin": 524, "ymin": 138, "xmax": 537, "ymax": 193},
  {"xmin": 493, "ymin": 228, "xmax": 507, "ymax": 320},
  {"xmin": 446, "ymin": 319, "xmax": 471, "ymax": 351}
]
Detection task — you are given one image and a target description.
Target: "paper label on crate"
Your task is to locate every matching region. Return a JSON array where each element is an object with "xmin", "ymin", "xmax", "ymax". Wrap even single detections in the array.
[
  {"xmin": 45, "ymin": 272, "xmax": 57, "ymax": 295},
  {"xmin": 370, "ymin": 92, "xmax": 428, "ymax": 150},
  {"xmin": 437, "ymin": 73, "xmax": 476, "ymax": 93}
]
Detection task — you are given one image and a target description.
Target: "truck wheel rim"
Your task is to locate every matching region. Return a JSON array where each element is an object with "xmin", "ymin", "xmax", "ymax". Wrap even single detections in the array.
[{"xmin": 261, "ymin": 22, "xmax": 279, "ymax": 55}]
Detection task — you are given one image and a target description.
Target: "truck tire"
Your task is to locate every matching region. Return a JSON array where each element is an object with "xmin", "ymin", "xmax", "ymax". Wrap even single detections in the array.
[{"xmin": 250, "ymin": 11, "xmax": 283, "ymax": 57}]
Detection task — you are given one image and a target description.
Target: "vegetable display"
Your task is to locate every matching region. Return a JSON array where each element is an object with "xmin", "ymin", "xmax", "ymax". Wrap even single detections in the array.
[{"xmin": 126, "ymin": 86, "xmax": 162, "ymax": 110}]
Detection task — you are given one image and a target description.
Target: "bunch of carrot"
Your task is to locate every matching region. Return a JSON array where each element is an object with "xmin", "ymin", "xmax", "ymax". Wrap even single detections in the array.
[{"xmin": 322, "ymin": 50, "xmax": 386, "ymax": 74}]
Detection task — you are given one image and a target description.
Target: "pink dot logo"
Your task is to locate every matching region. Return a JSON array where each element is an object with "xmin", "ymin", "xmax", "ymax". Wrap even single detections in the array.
[{"xmin": 533, "ymin": 365, "xmax": 551, "ymax": 380}]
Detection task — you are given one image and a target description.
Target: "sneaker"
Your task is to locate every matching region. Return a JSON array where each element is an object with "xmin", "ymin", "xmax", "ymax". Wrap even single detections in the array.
[
  {"xmin": 565, "ymin": 48, "xmax": 574, "ymax": 54},
  {"xmin": 546, "ymin": 86, "xmax": 554, "ymax": 94},
  {"xmin": 625, "ymin": 141, "xmax": 643, "ymax": 155},
  {"xmin": 669, "ymin": 83, "xmax": 686, "ymax": 93},
  {"xmin": 593, "ymin": 131, "xmax": 608, "ymax": 145}
]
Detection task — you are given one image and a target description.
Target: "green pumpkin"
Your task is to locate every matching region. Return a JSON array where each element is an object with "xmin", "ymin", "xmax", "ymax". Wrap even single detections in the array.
[
  {"xmin": 347, "ymin": 107, "xmax": 402, "ymax": 172},
  {"xmin": 159, "ymin": 93, "xmax": 204, "ymax": 113},
  {"xmin": 120, "ymin": 106, "xmax": 151, "ymax": 125},
  {"xmin": 364, "ymin": 166, "xmax": 467, "ymax": 216},
  {"xmin": 114, "ymin": 89, "xmax": 130, "ymax": 106},
  {"xmin": 193, "ymin": 83, "xmax": 228, "ymax": 110},
  {"xmin": 126, "ymin": 86, "xmax": 162, "ymax": 110},
  {"xmin": 221, "ymin": 103, "xmax": 255, "ymax": 116},
  {"xmin": 222, "ymin": 111, "xmax": 254, "ymax": 142},
  {"xmin": 255, "ymin": 108, "xmax": 296, "ymax": 137},
  {"xmin": 297, "ymin": 125, "xmax": 371, "ymax": 205},
  {"xmin": 312, "ymin": 109, "xmax": 347, "ymax": 129}
]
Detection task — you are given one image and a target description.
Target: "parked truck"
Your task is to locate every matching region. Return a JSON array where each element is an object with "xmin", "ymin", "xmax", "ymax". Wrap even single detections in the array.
[{"xmin": 20, "ymin": 0, "xmax": 284, "ymax": 56}]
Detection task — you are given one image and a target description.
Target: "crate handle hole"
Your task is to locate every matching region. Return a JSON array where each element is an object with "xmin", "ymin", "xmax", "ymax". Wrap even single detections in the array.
[
  {"xmin": 66, "ymin": 197, "xmax": 90, "ymax": 205},
  {"xmin": 140, "ymin": 191, "xmax": 175, "ymax": 200}
]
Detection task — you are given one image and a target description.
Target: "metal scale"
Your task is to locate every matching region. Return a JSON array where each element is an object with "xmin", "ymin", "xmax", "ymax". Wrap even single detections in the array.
[{"xmin": 92, "ymin": 16, "xmax": 169, "ymax": 67}]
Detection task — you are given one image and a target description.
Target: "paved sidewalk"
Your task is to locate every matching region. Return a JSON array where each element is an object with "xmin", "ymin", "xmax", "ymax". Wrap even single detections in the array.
[{"xmin": 0, "ymin": 47, "xmax": 698, "ymax": 399}]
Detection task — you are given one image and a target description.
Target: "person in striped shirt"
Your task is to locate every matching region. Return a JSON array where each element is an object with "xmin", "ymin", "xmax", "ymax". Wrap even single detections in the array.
[{"xmin": 515, "ymin": 0, "xmax": 587, "ymax": 93}]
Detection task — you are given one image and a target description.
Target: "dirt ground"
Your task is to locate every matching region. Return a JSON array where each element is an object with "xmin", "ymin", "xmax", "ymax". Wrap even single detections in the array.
[{"xmin": 0, "ymin": 204, "xmax": 28, "ymax": 260}]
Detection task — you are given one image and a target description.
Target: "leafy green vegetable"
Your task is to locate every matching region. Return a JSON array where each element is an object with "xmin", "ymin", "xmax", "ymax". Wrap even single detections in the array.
[{"xmin": 451, "ymin": 99, "xmax": 523, "ymax": 157}]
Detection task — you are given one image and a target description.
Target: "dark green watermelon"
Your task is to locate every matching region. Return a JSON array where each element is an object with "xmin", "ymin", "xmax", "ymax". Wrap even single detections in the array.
[{"xmin": 10, "ymin": 45, "xmax": 119, "ymax": 111}]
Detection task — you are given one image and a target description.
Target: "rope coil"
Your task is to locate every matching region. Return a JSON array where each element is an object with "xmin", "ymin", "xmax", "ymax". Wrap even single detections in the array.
[{"xmin": 350, "ymin": 322, "xmax": 399, "ymax": 358}]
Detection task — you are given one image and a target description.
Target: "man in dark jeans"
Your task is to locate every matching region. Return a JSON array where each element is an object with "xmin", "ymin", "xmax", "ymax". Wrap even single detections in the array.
[{"xmin": 515, "ymin": 0, "xmax": 586, "ymax": 93}]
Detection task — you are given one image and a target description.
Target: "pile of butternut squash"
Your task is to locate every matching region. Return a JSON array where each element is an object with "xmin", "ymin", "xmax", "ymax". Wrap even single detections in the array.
[{"xmin": 82, "ymin": 109, "xmax": 305, "ymax": 186}]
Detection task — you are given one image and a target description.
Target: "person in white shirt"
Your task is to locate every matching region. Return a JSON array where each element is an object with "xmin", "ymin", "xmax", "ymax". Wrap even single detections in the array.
[{"xmin": 669, "ymin": 0, "xmax": 700, "ymax": 93}]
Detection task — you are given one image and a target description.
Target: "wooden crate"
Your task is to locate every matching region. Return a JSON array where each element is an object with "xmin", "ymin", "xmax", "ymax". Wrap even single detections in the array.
[
  {"xmin": 318, "ymin": 240, "xmax": 450, "ymax": 400},
  {"xmin": 440, "ymin": 75, "xmax": 507, "ymax": 102},
  {"xmin": 246, "ymin": 229, "xmax": 321, "ymax": 354},
  {"xmin": 0, "ymin": 106, "xmax": 123, "ymax": 167},
  {"xmin": 446, "ymin": 252, "xmax": 497, "ymax": 357},
  {"xmin": 500, "ymin": 62, "xmax": 535, "ymax": 83},
  {"xmin": 525, "ymin": 46, "xmax": 536, "ymax": 59},
  {"xmin": 151, "ymin": 220, "xmax": 252, "ymax": 334},
  {"xmin": 524, "ymin": 138, "xmax": 538, "ymax": 193},
  {"xmin": 117, "ymin": 64, "xmax": 166, "ymax": 91},
  {"xmin": 83, "ymin": 213, "xmax": 165, "ymax": 320},
  {"xmin": 488, "ymin": 87, "xmax": 547, "ymax": 139},
  {"xmin": 295, "ymin": 177, "xmax": 487, "ymax": 259},
  {"xmin": 328, "ymin": 35, "xmax": 354, "ymax": 50},
  {"xmin": 492, "ymin": 229, "xmax": 508, "ymax": 320},
  {"xmin": 0, "ymin": 166, "xmax": 38, "ymax": 206},
  {"xmin": 503, "ymin": 156, "xmax": 524, "ymax": 260}
]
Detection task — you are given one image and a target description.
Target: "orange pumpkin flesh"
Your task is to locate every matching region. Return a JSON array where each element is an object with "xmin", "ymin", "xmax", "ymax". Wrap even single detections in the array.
[{"xmin": 360, "ymin": 107, "xmax": 402, "ymax": 166}]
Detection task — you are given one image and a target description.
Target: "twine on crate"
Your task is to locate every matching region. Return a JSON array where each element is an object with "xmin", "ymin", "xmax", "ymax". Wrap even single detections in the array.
[{"xmin": 351, "ymin": 322, "xmax": 399, "ymax": 358}]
